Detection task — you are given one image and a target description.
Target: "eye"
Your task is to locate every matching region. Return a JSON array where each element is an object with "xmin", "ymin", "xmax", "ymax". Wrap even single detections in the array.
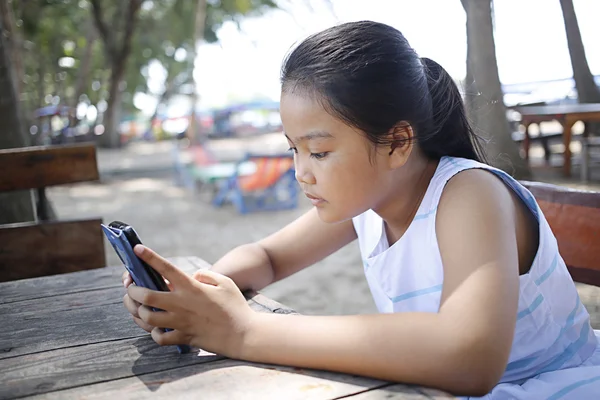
[
  {"xmin": 288, "ymin": 147, "xmax": 298, "ymax": 154},
  {"xmin": 310, "ymin": 152, "xmax": 329, "ymax": 160}
]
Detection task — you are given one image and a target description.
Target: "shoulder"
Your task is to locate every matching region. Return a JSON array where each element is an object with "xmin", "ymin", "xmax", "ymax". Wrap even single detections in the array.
[
  {"xmin": 434, "ymin": 167, "xmax": 522, "ymax": 273},
  {"xmin": 437, "ymin": 167, "xmax": 517, "ymax": 221}
]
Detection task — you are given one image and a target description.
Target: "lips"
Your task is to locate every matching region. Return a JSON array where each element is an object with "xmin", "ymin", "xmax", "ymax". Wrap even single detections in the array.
[
  {"xmin": 304, "ymin": 193, "xmax": 321, "ymax": 200},
  {"xmin": 304, "ymin": 192, "xmax": 325, "ymax": 206}
]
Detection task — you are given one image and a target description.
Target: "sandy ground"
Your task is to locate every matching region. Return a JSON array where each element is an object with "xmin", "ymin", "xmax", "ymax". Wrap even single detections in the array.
[{"xmin": 46, "ymin": 136, "xmax": 600, "ymax": 325}]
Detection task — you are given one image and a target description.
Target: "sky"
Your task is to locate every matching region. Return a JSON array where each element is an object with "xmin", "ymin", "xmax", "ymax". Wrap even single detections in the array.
[{"xmin": 145, "ymin": 0, "xmax": 600, "ymax": 114}]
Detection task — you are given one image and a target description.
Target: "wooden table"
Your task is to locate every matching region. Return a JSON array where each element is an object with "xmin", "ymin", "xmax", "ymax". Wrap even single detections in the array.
[
  {"xmin": 514, "ymin": 103, "xmax": 600, "ymax": 177},
  {"xmin": 1, "ymin": 257, "xmax": 454, "ymax": 399}
]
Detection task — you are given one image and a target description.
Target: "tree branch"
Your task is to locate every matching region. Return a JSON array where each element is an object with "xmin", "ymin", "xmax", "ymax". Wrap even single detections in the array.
[
  {"xmin": 117, "ymin": 0, "xmax": 142, "ymax": 62},
  {"xmin": 89, "ymin": 0, "xmax": 116, "ymax": 60}
]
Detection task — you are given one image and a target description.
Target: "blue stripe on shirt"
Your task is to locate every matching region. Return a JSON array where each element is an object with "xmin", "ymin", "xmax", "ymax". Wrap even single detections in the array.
[{"xmin": 390, "ymin": 284, "xmax": 443, "ymax": 303}]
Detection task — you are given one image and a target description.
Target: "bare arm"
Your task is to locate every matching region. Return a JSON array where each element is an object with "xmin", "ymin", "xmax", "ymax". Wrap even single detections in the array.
[
  {"xmin": 209, "ymin": 208, "xmax": 357, "ymax": 291},
  {"xmin": 238, "ymin": 170, "xmax": 523, "ymax": 396}
]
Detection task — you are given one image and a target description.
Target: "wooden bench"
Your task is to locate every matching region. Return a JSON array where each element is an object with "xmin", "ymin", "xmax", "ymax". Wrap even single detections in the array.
[
  {"xmin": 0, "ymin": 143, "xmax": 106, "ymax": 282},
  {"xmin": 521, "ymin": 181, "xmax": 600, "ymax": 286},
  {"xmin": 581, "ymin": 136, "xmax": 600, "ymax": 182}
]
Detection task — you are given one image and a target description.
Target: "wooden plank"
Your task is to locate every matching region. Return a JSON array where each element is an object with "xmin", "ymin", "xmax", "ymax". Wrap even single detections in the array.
[
  {"xmin": 343, "ymin": 384, "xmax": 456, "ymax": 399},
  {"xmin": 417, "ymin": 387, "xmax": 457, "ymax": 398},
  {"xmin": 0, "ymin": 291, "xmax": 140, "ymax": 360},
  {"xmin": 244, "ymin": 291, "xmax": 298, "ymax": 315},
  {"xmin": 536, "ymin": 200, "xmax": 600, "ymax": 286},
  {"xmin": 0, "ymin": 282, "xmax": 282, "ymax": 360},
  {"xmin": 21, "ymin": 358, "xmax": 388, "ymax": 400},
  {"xmin": 0, "ymin": 258, "xmax": 202, "ymax": 304},
  {"xmin": 342, "ymin": 384, "xmax": 429, "ymax": 399},
  {"xmin": 0, "ymin": 336, "xmax": 222, "ymax": 399},
  {"xmin": 521, "ymin": 180, "xmax": 600, "ymax": 208},
  {"xmin": 515, "ymin": 103, "xmax": 600, "ymax": 116},
  {"xmin": 0, "ymin": 143, "xmax": 99, "ymax": 191},
  {"xmin": 521, "ymin": 181, "xmax": 600, "ymax": 287},
  {"xmin": 0, "ymin": 219, "xmax": 106, "ymax": 282}
]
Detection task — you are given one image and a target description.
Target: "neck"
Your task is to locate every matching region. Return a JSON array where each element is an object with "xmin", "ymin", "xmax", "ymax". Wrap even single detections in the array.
[{"xmin": 373, "ymin": 156, "xmax": 438, "ymax": 244}]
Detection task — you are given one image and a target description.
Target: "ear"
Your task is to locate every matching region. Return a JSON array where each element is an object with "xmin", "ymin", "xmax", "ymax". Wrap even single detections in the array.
[{"xmin": 387, "ymin": 121, "xmax": 414, "ymax": 169}]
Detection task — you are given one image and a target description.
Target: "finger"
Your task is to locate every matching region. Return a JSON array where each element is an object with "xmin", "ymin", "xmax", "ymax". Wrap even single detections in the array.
[
  {"xmin": 137, "ymin": 305, "xmax": 178, "ymax": 330},
  {"xmin": 191, "ymin": 269, "xmax": 220, "ymax": 286},
  {"xmin": 133, "ymin": 316, "xmax": 154, "ymax": 333},
  {"xmin": 192, "ymin": 269, "xmax": 234, "ymax": 287},
  {"xmin": 151, "ymin": 326, "xmax": 189, "ymax": 347},
  {"xmin": 123, "ymin": 294, "xmax": 141, "ymax": 318},
  {"xmin": 127, "ymin": 284, "xmax": 173, "ymax": 310},
  {"xmin": 134, "ymin": 245, "xmax": 189, "ymax": 287}
]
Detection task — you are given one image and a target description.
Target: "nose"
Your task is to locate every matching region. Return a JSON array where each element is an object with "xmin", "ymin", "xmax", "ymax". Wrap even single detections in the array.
[{"xmin": 294, "ymin": 157, "xmax": 316, "ymax": 185}]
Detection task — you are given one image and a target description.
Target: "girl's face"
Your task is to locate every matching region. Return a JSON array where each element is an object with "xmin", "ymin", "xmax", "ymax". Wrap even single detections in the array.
[{"xmin": 280, "ymin": 92, "xmax": 394, "ymax": 223}]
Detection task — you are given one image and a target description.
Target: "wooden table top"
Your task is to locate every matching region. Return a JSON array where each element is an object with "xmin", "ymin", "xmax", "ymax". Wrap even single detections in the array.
[
  {"xmin": 514, "ymin": 103, "xmax": 600, "ymax": 117},
  {"xmin": 0, "ymin": 256, "xmax": 454, "ymax": 399}
]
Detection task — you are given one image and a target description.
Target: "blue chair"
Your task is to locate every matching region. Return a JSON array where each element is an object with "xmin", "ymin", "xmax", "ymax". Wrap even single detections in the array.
[{"xmin": 212, "ymin": 153, "xmax": 299, "ymax": 214}]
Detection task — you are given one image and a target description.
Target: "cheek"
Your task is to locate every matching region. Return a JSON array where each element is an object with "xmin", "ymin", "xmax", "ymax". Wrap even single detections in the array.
[{"xmin": 326, "ymin": 159, "xmax": 382, "ymax": 193}]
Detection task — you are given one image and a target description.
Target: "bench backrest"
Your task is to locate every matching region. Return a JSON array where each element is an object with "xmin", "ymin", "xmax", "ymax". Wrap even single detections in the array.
[
  {"xmin": 238, "ymin": 154, "xmax": 294, "ymax": 192},
  {"xmin": 0, "ymin": 143, "xmax": 106, "ymax": 282},
  {"xmin": 521, "ymin": 181, "xmax": 600, "ymax": 287}
]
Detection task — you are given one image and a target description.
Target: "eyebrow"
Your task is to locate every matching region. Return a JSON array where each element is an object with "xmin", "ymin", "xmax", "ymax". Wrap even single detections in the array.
[{"xmin": 285, "ymin": 131, "xmax": 334, "ymax": 143}]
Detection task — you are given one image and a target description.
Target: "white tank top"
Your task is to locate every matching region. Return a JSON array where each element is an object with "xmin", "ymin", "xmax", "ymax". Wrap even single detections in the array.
[{"xmin": 352, "ymin": 156, "xmax": 599, "ymax": 397}]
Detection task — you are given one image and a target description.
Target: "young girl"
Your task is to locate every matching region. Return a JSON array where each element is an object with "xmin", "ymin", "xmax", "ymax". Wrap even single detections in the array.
[{"xmin": 123, "ymin": 21, "xmax": 600, "ymax": 399}]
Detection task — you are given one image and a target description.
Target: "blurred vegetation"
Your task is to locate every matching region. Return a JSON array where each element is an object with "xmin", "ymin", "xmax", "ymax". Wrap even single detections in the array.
[{"xmin": 1, "ymin": 0, "xmax": 281, "ymax": 147}]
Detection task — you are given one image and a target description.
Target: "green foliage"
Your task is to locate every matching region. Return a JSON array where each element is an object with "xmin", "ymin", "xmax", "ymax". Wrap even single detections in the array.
[{"xmin": 12, "ymin": 0, "xmax": 280, "ymax": 122}]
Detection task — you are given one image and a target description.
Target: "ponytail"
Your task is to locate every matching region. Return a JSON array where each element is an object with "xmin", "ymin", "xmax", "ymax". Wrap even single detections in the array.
[{"xmin": 419, "ymin": 57, "xmax": 488, "ymax": 163}]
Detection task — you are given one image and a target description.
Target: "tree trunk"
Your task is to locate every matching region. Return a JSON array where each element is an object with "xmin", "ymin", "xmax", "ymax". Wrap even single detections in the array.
[
  {"xmin": 559, "ymin": 0, "xmax": 600, "ymax": 104},
  {"xmin": 90, "ymin": 0, "xmax": 142, "ymax": 148},
  {"xmin": 0, "ymin": 0, "xmax": 24, "ymax": 99},
  {"xmin": 186, "ymin": 0, "xmax": 207, "ymax": 143},
  {"xmin": 461, "ymin": 0, "xmax": 531, "ymax": 179},
  {"xmin": 99, "ymin": 63, "xmax": 126, "ymax": 148},
  {"xmin": 0, "ymin": 15, "xmax": 35, "ymax": 224},
  {"xmin": 71, "ymin": 19, "xmax": 97, "ymax": 110}
]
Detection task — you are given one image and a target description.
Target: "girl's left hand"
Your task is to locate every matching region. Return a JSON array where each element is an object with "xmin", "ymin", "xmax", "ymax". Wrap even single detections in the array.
[{"xmin": 126, "ymin": 245, "xmax": 256, "ymax": 359}]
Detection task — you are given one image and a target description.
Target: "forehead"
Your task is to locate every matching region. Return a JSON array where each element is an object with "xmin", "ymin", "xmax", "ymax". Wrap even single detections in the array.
[
  {"xmin": 280, "ymin": 92, "xmax": 331, "ymax": 124},
  {"xmin": 280, "ymin": 92, "xmax": 355, "ymax": 139}
]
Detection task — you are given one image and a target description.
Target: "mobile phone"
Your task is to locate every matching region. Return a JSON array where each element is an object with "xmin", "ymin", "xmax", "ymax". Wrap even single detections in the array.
[{"xmin": 101, "ymin": 220, "xmax": 191, "ymax": 354}]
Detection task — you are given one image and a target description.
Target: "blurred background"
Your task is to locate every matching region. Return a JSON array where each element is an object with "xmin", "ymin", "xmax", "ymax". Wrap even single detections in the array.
[{"xmin": 0, "ymin": 0, "xmax": 599, "ymax": 322}]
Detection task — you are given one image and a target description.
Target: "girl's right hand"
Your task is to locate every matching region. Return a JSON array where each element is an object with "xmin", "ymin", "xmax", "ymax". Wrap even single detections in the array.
[{"xmin": 122, "ymin": 271, "xmax": 155, "ymax": 333}]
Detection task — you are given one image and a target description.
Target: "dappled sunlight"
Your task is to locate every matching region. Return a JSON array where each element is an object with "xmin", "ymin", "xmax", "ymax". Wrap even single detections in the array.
[
  {"xmin": 163, "ymin": 186, "xmax": 189, "ymax": 198},
  {"xmin": 66, "ymin": 185, "xmax": 113, "ymax": 199},
  {"xmin": 120, "ymin": 178, "xmax": 174, "ymax": 193}
]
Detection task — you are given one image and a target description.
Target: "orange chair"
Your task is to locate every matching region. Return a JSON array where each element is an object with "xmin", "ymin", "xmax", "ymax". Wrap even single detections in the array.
[{"xmin": 212, "ymin": 153, "xmax": 299, "ymax": 213}]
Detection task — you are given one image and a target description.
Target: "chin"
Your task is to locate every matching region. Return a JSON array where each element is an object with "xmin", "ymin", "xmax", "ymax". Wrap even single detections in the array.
[{"xmin": 315, "ymin": 206, "xmax": 355, "ymax": 224}]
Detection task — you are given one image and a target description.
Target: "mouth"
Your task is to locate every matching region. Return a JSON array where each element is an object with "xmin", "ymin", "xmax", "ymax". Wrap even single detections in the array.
[{"xmin": 304, "ymin": 192, "xmax": 325, "ymax": 206}]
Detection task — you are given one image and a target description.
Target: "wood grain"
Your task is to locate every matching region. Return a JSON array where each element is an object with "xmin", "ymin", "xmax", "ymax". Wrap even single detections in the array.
[
  {"xmin": 417, "ymin": 387, "xmax": 457, "ymax": 398},
  {"xmin": 0, "ymin": 219, "xmax": 106, "ymax": 282},
  {"xmin": 0, "ymin": 258, "xmax": 202, "ymax": 304},
  {"xmin": 0, "ymin": 257, "xmax": 453, "ymax": 400},
  {"xmin": 0, "ymin": 283, "xmax": 291, "ymax": 360},
  {"xmin": 22, "ymin": 358, "xmax": 389, "ymax": 400},
  {"xmin": 1, "ymin": 336, "xmax": 222, "ymax": 399},
  {"xmin": 0, "ymin": 143, "xmax": 99, "ymax": 191},
  {"xmin": 344, "ymin": 384, "xmax": 430, "ymax": 399}
]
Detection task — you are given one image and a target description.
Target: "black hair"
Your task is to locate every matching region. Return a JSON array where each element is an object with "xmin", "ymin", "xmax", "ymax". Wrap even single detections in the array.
[{"xmin": 281, "ymin": 20, "xmax": 487, "ymax": 163}]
